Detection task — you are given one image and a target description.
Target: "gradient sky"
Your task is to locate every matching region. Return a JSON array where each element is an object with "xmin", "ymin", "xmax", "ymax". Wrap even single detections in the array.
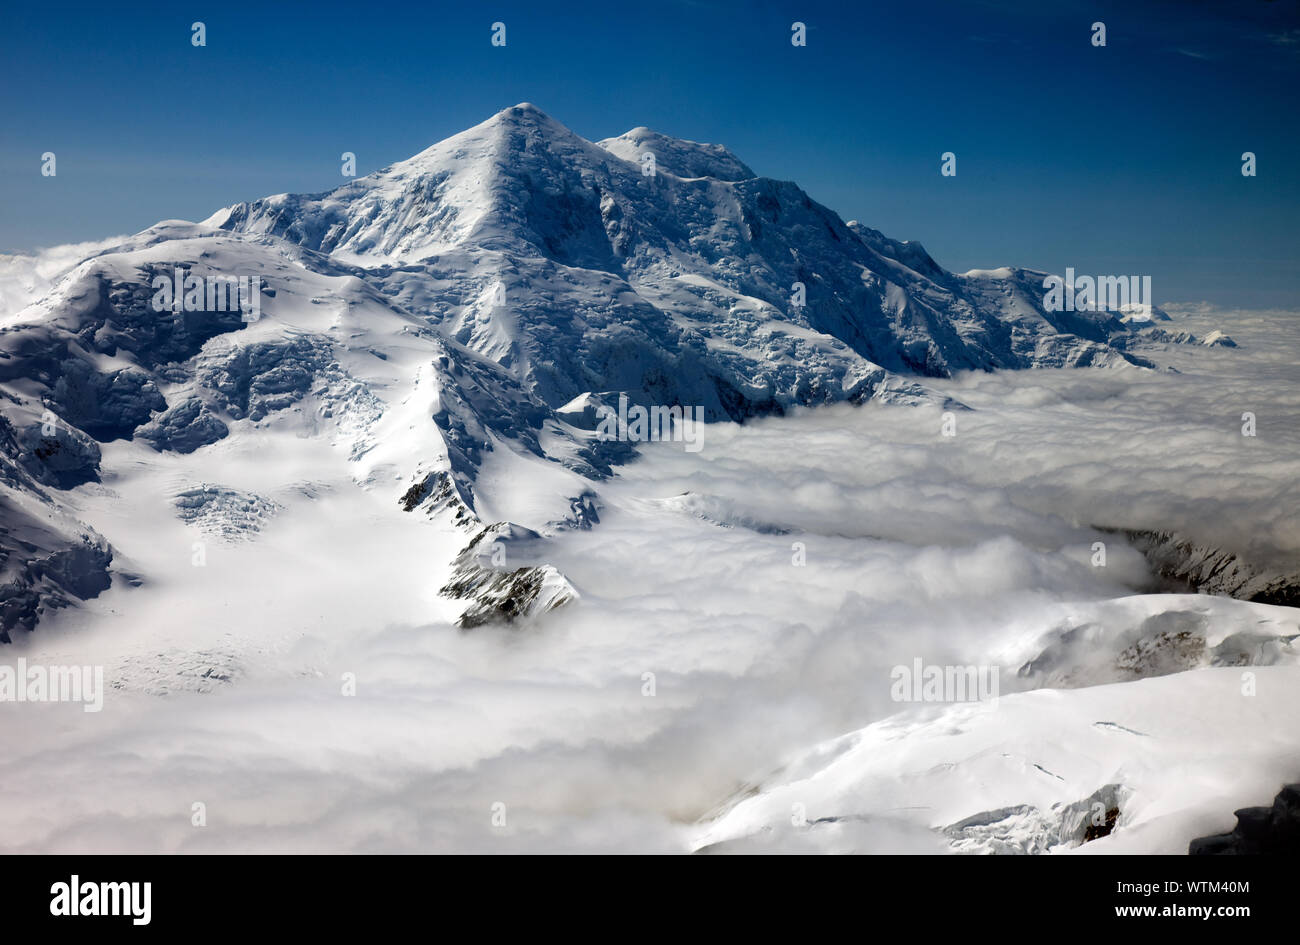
[{"xmin": 2, "ymin": 0, "xmax": 1297, "ymax": 305}]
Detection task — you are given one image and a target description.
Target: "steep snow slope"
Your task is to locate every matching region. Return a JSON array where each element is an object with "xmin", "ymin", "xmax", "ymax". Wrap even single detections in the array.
[{"xmin": 0, "ymin": 104, "xmax": 1169, "ymax": 637}]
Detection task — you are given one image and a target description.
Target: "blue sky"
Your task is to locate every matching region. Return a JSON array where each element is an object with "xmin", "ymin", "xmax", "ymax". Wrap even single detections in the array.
[{"xmin": 2, "ymin": 0, "xmax": 1297, "ymax": 305}]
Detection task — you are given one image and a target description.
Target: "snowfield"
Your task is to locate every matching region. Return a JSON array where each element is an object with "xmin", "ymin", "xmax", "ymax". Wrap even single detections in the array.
[
  {"xmin": 0, "ymin": 106, "xmax": 1296, "ymax": 853},
  {"xmin": 694, "ymin": 667, "xmax": 1300, "ymax": 854}
]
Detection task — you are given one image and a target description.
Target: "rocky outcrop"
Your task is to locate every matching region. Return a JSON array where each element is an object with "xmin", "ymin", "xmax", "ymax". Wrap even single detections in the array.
[
  {"xmin": 13, "ymin": 416, "xmax": 102, "ymax": 489},
  {"xmin": 0, "ymin": 532, "xmax": 113, "ymax": 643},
  {"xmin": 1123, "ymin": 529, "xmax": 1300, "ymax": 607},
  {"xmin": 1017, "ymin": 608, "xmax": 1299, "ymax": 690},
  {"xmin": 438, "ymin": 523, "xmax": 577, "ymax": 629},
  {"xmin": 0, "ymin": 415, "xmax": 115, "ymax": 641},
  {"xmin": 1190, "ymin": 783, "xmax": 1300, "ymax": 854}
]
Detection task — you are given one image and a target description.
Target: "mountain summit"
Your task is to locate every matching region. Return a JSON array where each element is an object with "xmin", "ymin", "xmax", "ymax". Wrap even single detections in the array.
[
  {"xmin": 1, "ymin": 104, "xmax": 1158, "ymax": 635},
  {"xmin": 207, "ymin": 103, "xmax": 1149, "ymax": 452}
]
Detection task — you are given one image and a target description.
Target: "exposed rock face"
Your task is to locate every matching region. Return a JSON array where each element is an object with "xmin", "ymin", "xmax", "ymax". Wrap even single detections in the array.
[
  {"xmin": 0, "ymin": 263, "xmax": 243, "ymax": 442},
  {"xmin": 438, "ymin": 522, "xmax": 577, "ymax": 629},
  {"xmin": 1123, "ymin": 529, "xmax": 1300, "ymax": 607},
  {"xmin": 14, "ymin": 418, "xmax": 102, "ymax": 489},
  {"xmin": 1017, "ymin": 609, "xmax": 1299, "ymax": 690},
  {"xmin": 0, "ymin": 415, "xmax": 114, "ymax": 641},
  {"xmin": 1190, "ymin": 783, "xmax": 1300, "ymax": 854},
  {"xmin": 453, "ymin": 565, "xmax": 577, "ymax": 629},
  {"xmin": 0, "ymin": 535, "xmax": 113, "ymax": 643},
  {"xmin": 399, "ymin": 469, "xmax": 475, "ymax": 527}
]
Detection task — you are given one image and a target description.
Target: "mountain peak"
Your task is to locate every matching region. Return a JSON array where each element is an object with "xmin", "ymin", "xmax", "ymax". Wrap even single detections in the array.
[
  {"xmin": 504, "ymin": 101, "xmax": 545, "ymax": 116},
  {"xmin": 597, "ymin": 127, "xmax": 755, "ymax": 181},
  {"xmin": 484, "ymin": 101, "xmax": 561, "ymax": 128},
  {"xmin": 433, "ymin": 101, "xmax": 579, "ymax": 153}
]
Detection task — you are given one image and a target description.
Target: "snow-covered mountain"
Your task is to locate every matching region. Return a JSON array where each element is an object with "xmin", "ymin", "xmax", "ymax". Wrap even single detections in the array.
[
  {"xmin": 694, "ymin": 662, "xmax": 1300, "ymax": 854},
  {"xmin": 0, "ymin": 161, "xmax": 1294, "ymax": 858},
  {"xmin": 216, "ymin": 102, "xmax": 1144, "ymax": 380},
  {"xmin": 0, "ymin": 104, "xmax": 1187, "ymax": 638}
]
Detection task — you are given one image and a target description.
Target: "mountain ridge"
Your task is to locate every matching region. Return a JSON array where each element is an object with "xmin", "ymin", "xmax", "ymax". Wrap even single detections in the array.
[{"xmin": 0, "ymin": 103, "xmax": 1179, "ymax": 636}]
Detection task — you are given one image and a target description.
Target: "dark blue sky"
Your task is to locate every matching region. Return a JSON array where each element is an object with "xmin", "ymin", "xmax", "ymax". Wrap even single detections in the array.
[{"xmin": 2, "ymin": 0, "xmax": 1297, "ymax": 305}]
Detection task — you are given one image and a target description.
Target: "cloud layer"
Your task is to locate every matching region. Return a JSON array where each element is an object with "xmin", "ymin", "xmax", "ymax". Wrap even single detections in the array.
[{"xmin": 0, "ymin": 306, "xmax": 1297, "ymax": 852}]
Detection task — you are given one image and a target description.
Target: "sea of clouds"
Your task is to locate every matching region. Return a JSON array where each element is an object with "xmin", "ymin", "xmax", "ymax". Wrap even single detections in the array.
[{"xmin": 0, "ymin": 303, "xmax": 1296, "ymax": 852}]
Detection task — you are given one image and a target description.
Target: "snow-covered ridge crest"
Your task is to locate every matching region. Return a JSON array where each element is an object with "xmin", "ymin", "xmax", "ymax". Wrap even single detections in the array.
[
  {"xmin": 218, "ymin": 104, "xmax": 763, "ymax": 267},
  {"xmin": 596, "ymin": 126, "xmax": 756, "ymax": 181}
]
